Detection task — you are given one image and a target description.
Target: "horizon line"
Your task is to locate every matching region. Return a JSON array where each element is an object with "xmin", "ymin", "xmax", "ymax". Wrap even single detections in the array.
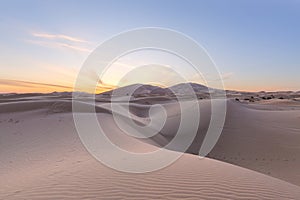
[{"xmin": 1, "ymin": 79, "xmax": 299, "ymax": 95}]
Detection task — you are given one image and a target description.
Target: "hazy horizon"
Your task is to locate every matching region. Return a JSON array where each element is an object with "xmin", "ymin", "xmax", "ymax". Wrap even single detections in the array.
[{"xmin": 1, "ymin": 80, "xmax": 300, "ymax": 95}]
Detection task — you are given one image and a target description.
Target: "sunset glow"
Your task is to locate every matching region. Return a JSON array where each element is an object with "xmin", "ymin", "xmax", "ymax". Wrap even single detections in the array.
[{"xmin": 0, "ymin": 0, "xmax": 299, "ymax": 93}]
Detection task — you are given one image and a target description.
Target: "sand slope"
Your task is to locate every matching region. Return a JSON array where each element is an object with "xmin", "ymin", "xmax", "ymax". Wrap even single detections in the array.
[
  {"xmin": 1, "ymin": 96, "xmax": 300, "ymax": 199},
  {"xmin": 208, "ymin": 100, "xmax": 300, "ymax": 185}
]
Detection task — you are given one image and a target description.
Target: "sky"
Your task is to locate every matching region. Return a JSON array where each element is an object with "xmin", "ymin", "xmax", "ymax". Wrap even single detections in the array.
[{"xmin": 0, "ymin": 0, "xmax": 299, "ymax": 93}]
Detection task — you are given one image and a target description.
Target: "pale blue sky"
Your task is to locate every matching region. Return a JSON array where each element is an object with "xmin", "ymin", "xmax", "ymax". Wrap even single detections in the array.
[{"xmin": 0, "ymin": 0, "xmax": 299, "ymax": 92}]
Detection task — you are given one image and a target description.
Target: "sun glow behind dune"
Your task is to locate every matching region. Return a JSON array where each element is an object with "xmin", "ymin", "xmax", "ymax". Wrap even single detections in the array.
[
  {"xmin": 1, "ymin": 48, "xmax": 297, "ymax": 94},
  {"xmin": 0, "ymin": 79, "xmax": 119, "ymax": 94}
]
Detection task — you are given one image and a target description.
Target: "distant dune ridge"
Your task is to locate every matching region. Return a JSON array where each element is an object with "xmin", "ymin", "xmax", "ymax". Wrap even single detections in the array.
[
  {"xmin": 1, "ymin": 83, "xmax": 300, "ymax": 199},
  {"xmin": 98, "ymin": 82, "xmax": 300, "ymax": 100},
  {"xmin": 98, "ymin": 82, "xmax": 212, "ymax": 97}
]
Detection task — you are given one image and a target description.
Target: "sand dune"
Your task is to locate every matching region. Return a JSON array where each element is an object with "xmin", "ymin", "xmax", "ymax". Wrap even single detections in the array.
[{"xmin": 1, "ymin": 94, "xmax": 300, "ymax": 199}]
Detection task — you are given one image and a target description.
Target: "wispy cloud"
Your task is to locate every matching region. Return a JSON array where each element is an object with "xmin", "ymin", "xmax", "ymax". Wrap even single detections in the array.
[
  {"xmin": 32, "ymin": 32, "xmax": 88, "ymax": 43},
  {"xmin": 204, "ymin": 72, "xmax": 235, "ymax": 83},
  {"xmin": 0, "ymin": 79, "xmax": 73, "ymax": 91},
  {"xmin": 25, "ymin": 39, "xmax": 92, "ymax": 52},
  {"xmin": 27, "ymin": 31, "xmax": 92, "ymax": 53},
  {"xmin": 221, "ymin": 72, "xmax": 234, "ymax": 80}
]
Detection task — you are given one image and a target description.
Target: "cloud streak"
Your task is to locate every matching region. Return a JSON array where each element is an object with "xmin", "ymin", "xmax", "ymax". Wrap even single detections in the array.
[
  {"xmin": 0, "ymin": 79, "xmax": 73, "ymax": 91},
  {"xmin": 32, "ymin": 32, "xmax": 88, "ymax": 43},
  {"xmin": 221, "ymin": 72, "xmax": 234, "ymax": 80},
  {"xmin": 26, "ymin": 39, "xmax": 92, "ymax": 52},
  {"xmin": 28, "ymin": 31, "xmax": 92, "ymax": 53}
]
